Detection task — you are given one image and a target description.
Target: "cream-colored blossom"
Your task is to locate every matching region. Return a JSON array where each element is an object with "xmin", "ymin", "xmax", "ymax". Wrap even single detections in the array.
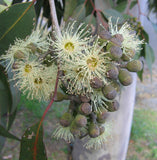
[
  {"xmin": 108, "ymin": 17, "xmax": 143, "ymax": 55},
  {"xmin": 62, "ymin": 40, "xmax": 111, "ymax": 95},
  {"xmin": 90, "ymin": 89, "xmax": 113, "ymax": 112},
  {"xmin": 84, "ymin": 122, "xmax": 112, "ymax": 150},
  {"xmin": 0, "ymin": 27, "xmax": 51, "ymax": 71},
  {"xmin": 52, "ymin": 124, "xmax": 74, "ymax": 142},
  {"xmin": 52, "ymin": 22, "xmax": 92, "ymax": 62},
  {"xmin": 13, "ymin": 59, "xmax": 57, "ymax": 101}
]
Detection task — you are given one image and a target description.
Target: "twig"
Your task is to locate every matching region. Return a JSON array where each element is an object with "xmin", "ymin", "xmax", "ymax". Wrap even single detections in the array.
[
  {"xmin": 33, "ymin": 67, "xmax": 60, "ymax": 160},
  {"xmin": 49, "ymin": 0, "xmax": 61, "ymax": 37}
]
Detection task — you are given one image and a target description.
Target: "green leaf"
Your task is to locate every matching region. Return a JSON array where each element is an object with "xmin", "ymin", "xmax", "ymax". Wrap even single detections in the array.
[
  {"xmin": 102, "ymin": 9, "xmax": 124, "ymax": 24},
  {"xmin": 64, "ymin": 0, "xmax": 77, "ymax": 21},
  {"xmin": 145, "ymin": 43, "xmax": 155, "ymax": 75},
  {"xmin": 84, "ymin": 14, "xmax": 96, "ymax": 26},
  {"xmin": 7, "ymin": 108, "xmax": 17, "ymax": 130},
  {"xmin": 0, "ymin": 65, "xmax": 12, "ymax": 122},
  {"xmin": 137, "ymin": 68, "xmax": 144, "ymax": 81},
  {"xmin": 0, "ymin": 124, "xmax": 20, "ymax": 141},
  {"xmin": 0, "ymin": 2, "xmax": 36, "ymax": 55},
  {"xmin": 114, "ymin": 1, "xmax": 127, "ymax": 12},
  {"xmin": 151, "ymin": 22, "xmax": 157, "ymax": 34},
  {"xmin": 19, "ymin": 123, "xmax": 47, "ymax": 160},
  {"xmin": 130, "ymin": 0, "xmax": 137, "ymax": 10},
  {"xmin": 71, "ymin": 4, "xmax": 86, "ymax": 22},
  {"xmin": 0, "ymin": 4, "xmax": 6, "ymax": 12}
]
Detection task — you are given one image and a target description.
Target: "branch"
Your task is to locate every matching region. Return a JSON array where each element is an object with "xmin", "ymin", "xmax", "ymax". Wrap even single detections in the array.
[
  {"xmin": 33, "ymin": 67, "xmax": 60, "ymax": 160},
  {"xmin": 49, "ymin": 0, "xmax": 61, "ymax": 37}
]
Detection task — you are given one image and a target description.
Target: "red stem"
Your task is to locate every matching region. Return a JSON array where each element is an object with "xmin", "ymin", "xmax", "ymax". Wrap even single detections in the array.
[
  {"xmin": 33, "ymin": 67, "xmax": 60, "ymax": 160},
  {"xmin": 89, "ymin": 0, "xmax": 108, "ymax": 29}
]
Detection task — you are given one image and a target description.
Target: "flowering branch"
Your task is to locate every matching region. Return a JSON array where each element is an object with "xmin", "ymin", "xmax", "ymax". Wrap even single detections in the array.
[{"xmin": 49, "ymin": 0, "xmax": 61, "ymax": 37}]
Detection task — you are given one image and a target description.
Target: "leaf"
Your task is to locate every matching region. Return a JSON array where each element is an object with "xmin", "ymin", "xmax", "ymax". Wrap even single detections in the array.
[
  {"xmin": 0, "ymin": 124, "xmax": 20, "ymax": 141},
  {"xmin": 0, "ymin": 4, "xmax": 6, "ymax": 12},
  {"xmin": 114, "ymin": 1, "xmax": 127, "ymax": 12},
  {"xmin": 0, "ymin": 65, "xmax": 12, "ymax": 121},
  {"xmin": 130, "ymin": 0, "xmax": 137, "ymax": 10},
  {"xmin": 71, "ymin": 4, "xmax": 86, "ymax": 22},
  {"xmin": 3, "ymin": 0, "xmax": 11, "ymax": 6},
  {"xmin": 84, "ymin": 14, "xmax": 96, "ymax": 26},
  {"xmin": 34, "ymin": 0, "xmax": 44, "ymax": 20},
  {"xmin": 145, "ymin": 43, "xmax": 155, "ymax": 76},
  {"xmin": 0, "ymin": 2, "xmax": 36, "ymax": 55},
  {"xmin": 137, "ymin": 68, "xmax": 143, "ymax": 81},
  {"xmin": 64, "ymin": 0, "xmax": 77, "ymax": 21},
  {"xmin": 7, "ymin": 108, "xmax": 17, "ymax": 130},
  {"xmin": 151, "ymin": 22, "xmax": 157, "ymax": 34},
  {"xmin": 19, "ymin": 123, "xmax": 47, "ymax": 160},
  {"xmin": 102, "ymin": 9, "xmax": 124, "ymax": 24}
]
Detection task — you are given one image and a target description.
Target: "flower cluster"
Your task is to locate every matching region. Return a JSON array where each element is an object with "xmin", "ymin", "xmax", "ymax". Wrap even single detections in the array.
[{"xmin": 0, "ymin": 19, "xmax": 143, "ymax": 149}]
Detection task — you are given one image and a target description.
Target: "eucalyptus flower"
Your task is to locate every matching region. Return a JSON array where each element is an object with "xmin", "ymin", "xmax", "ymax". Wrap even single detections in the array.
[
  {"xmin": 52, "ymin": 21, "xmax": 92, "ymax": 62},
  {"xmin": 84, "ymin": 122, "xmax": 111, "ymax": 150},
  {"xmin": 108, "ymin": 17, "xmax": 143, "ymax": 56},
  {"xmin": 0, "ymin": 27, "xmax": 51, "ymax": 71},
  {"xmin": 52, "ymin": 124, "xmax": 74, "ymax": 142},
  {"xmin": 13, "ymin": 59, "xmax": 57, "ymax": 101},
  {"xmin": 62, "ymin": 40, "xmax": 111, "ymax": 95}
]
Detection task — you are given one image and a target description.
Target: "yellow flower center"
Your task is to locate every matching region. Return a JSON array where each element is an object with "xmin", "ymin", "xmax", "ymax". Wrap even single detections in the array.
[
  {"xmin": 24, "ymin": 64, "xmax": 32, "ymax": 73},
  {"xmin": 86, "ymin": 57, "xmax": 98, "ymax": 71},
  {"xmin": 34, "ymin": 77, "xmax": 43, "ymax": 84},
  {"xmin": 64, "ymin": 42, "xmax": 74, "ymax": 52}
]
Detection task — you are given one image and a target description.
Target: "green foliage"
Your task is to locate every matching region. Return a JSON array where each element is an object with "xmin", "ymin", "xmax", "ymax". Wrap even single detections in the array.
[
  {"xmin": 0, "ymin": 2, "xmax": 35, "ymax": 54},
  {"xmin": 102, "ymin": 8, "xmax": 124, "ymax": 23},
  {"xmin": 19, "ymin": 122, "xmax": 47, "ymax": 160},
  {"xmin": 145, "ymin": 43, "xmax": 155, "ymax": 77},
  {"xmin": 0, "ymin": 125, "xmax": 20, "ymax": 141}
]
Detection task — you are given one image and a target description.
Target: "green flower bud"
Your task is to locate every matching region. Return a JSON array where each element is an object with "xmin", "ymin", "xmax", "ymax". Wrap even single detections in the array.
[
  {"xmin": 121, "ymin": 49, "xmax": 135, "ymax": 61},
  {"xmin": 126, "ymin": 60, "xmax": 143, "ymax": 72},
  {"xmin": 97, "ymin": 109, "xmax": 109, "ymax": 123},
  {"xmin": 118, "ymin": 69, "xmax": 133, "ymax": 86},
  {"xmin": 110, "ymin": 81, "xmax": 121, "ymax": 92},
  {"xmin": 106, "ymin": 64, "xmax": 119, "ymax": 80},
  {"xmin": 110, "ymin": 45, "xmax": 122, "ymax": 59},
  {"xmin": 60, "ymin": 112, "xmax": 73, "ymax": 127},
  {"xmin": 14, "ymin": 50, "xmax": 25, "ymax": 59},
  {"xmin": 110, "ymin": 37, "xmax": 122, "ymax": 47},
  {"xmin": 79, "ymin": 103, "xmax": 92, "ymax": 115},
  {"xmin": 90, "ymin": 77, "xmax": 104, "ymax": 89},
  {"xmin": 114, "ymin": 34, "xmax": 124, "ymax": 42},
  {"xmin": 102, "ymin": 85, "xmax": 117, "ymax": 100},
  {"xmin": 99, "ymin": 30, "xmax": 112, "ymax": 40},
  {"xmin": 106, "ymin": 100, "xmax": 120, "ymax": 112},
  {"xmin": 74, "ymin": 114, "xmax": 87, "ymax": 127},
  {"xmin": 89, "ymin": 123, "xmax": 100, "ymax": 138},
  {"xmin": 70, "ymin": 121, "xmax": 81, "ymax": 136},
  {"xmin": 80, "ymin": 95, "xmax": 90, "ymax": 103}
]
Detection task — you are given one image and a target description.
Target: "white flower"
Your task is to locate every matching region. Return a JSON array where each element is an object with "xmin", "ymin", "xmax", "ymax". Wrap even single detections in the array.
[
  {"xmin": 13, "ymin": 59, "xmax": 57, "ymax": 101},
  {"xmin": 108, "ymin": 17, "xmax": 143, "ymax": 55},
  {"xmin": 0, "ymin": 39, "xmax": 29, "ymax": 71},
  {"xmin": 84, "ymin": 122, "xmax": 112, "ymax": 150},
  {"xmin": 52, "ymin": 21, "xmax": 92, "ymax": 62},
  {"xmin": 0, "ymin": 27, "xmax": 51, "ymax": 71},
  {"xmin": 90, "ymin": 89, "xmax": 113, "ymax": 112},
  {"xmin": 62, "ymin": 40, "xmax": 111, "ymax": 95},
  {"xmin": 52, "ymin": 124, "xmax": 74, "ymax": 142}
]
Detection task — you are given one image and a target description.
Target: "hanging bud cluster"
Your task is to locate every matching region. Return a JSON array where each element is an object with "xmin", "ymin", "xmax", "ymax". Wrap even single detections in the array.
[{"xmin": 0, "ymin": 18, "xmax": 143, "ymax": 149}]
